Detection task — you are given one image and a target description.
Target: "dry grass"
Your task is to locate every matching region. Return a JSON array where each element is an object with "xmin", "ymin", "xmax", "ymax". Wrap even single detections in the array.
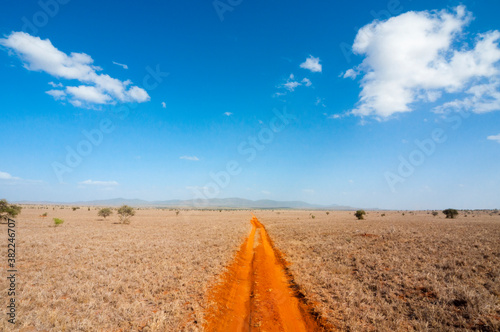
[
  {"xmin": 0, "ymin": 207, "xmax": 250, "ymax": 331},
  {"xmin": 2, "ymin": 208, "xmax": 499, "ymax": 331},
  {"xmin": 259, "ymin": 210, "xmax": 500, "ymax": 331}
]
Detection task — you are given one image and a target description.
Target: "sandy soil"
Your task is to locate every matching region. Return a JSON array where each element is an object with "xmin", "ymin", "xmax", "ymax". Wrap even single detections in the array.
[{"xmin": 203, "ymin": 214, "xmax": 329, "ymax": 331}]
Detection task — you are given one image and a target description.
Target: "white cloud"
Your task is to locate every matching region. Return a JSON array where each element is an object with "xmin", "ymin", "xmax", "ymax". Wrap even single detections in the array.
[
  {"xmin": 342, "ymin": 68, "xmax": 359, "ymax": 79},
  {"xmin": 48, "ymin": 81, "xmax": 63, "ymax": 88},
  {"xmin": 315, "ymin": 97, "xmax": 326, "ymax": 107},
  {"xmin": 487, "ymin": 133, "xmax": 500, "ymax": 143},
  {"xmin": 112, "ymin": 61, "xmax": 128, "ymax": 69},
  {"xmin": 345, "ymin": 6, "xmax": 500, "ymax": 118},
  {"xmin": 434, "ymin": 79, "xmax": 500, "ymax": 114},
  {"xmin": 0, "ymin": 171, "xmax": 19, "ymax": 180},
  {"xmin": 79, "ymin": 179, "xmax": 119, "ymax": 186},
  {"xmin": 66, "ymin": 85, "xmax": 112, "ymax": 104},
  {"xmin": 161, "ymin": 101, "xmax": 166, "ymax": 108},
  {"xmin": 0, "ymin": 32, "xmax": 150, "ymax": 107},
  {"xmin": 300, "ymin": 55, "xmax": 322, "ymax": 73},
  {"xmin": 284, "ymin": 81, "xmax": 301, "ymax": 91},
  {"xmin": 0, "ymin": 171, "xmax": 42, "ymax": 184},
  {"xmin": 279, "ymin": 73, "xmax": 313, "ymax": 93},
  {"xmin": 301, "ymin": 77, "xmax": 312, "ymax": 87},
  {"xmin": 303, "ymin": 189, "xmax": 315, "ymax": 194},
  {"xmin": 224, "ymin": 112, "xmax": 233, "ymax": 116},
  {"xmin": 46, "ymin": 89, "xmax": 66, "ymax": 100},
  {"xmin": 328, "ymin": 114, "xmax": 342, "ymax": 119},
  {"xmin": 261, "ymin": 190, "xmax": 271, "ymax": 195},
  {"xmin": 180, "ymin": 156, "xmax": 199, "ymax": 161}
]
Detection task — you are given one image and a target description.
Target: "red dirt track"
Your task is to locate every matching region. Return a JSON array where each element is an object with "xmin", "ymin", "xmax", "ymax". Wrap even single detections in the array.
[{"xmin": 204, "ymin": 214, "xmax": 331, "ymax": 331}]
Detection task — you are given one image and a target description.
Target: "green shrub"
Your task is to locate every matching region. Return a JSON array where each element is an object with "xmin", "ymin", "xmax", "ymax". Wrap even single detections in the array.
[
  {"xmin": 326, "ymin": 211, "xmax": 330, "ymax": 215},
  {"xmin": 354, "ymin": 210, "xmax": 366, "ymax": 220},
  {"xmin": 53, "ymin": 218, "xmax": 64, "ymax": 226},
  {"xmin": 432, "ymin": 211, "xmax": 439, "ymax": 217}
]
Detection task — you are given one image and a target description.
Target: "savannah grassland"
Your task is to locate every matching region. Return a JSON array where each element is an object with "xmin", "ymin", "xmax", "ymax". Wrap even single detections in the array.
[{"xmin": 1, "ymin": 207, "xmax": 499, "ymax": 331}]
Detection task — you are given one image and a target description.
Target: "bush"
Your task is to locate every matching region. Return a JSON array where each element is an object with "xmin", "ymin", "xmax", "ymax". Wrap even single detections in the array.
[
  {"xmin": 381, "ymin": 213, "xmax": 386, "ymax": 217},
  {"xmin": 72, "ymin": 207, "xmax": 80, "ymax": 211},
  {"xmin": 443, "ymin": 209, "xmax": 459, "ymax": 219},
  {"xmin": 97, "ymin": 208, "xmax": 113, "ymax": 219},
  {"xmin": 311, "ymin": 215, "xmax": 315, "ymax": 219},
  {"xmin": 53, "ymin": 218, "xmax": 64, "ymax": 226},
  {"xmin": 117, "ymin": 205, "xmax": 135, "ymax": 224},
  {"xmin": 326, "ymin": 211, "xmax": 330, "ymax": 215},
  {"xmin": 354, "ymin": 210, "xmax": 366, "ymax": 220},
  {"xmin": 0, "ymin": 199, "xmax": 22, "ymax": 221},
  {"xmin": 432, "ymin": 211, "xmax": 439, "ymax": 217}
]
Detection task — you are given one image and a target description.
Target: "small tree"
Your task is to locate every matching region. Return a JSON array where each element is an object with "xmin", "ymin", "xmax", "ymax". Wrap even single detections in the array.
[
  {"xmin": 0, "ymin": 199, "xmax": 22, "ymax": 222},
  {"xmin": 443, "ymin": 209, "xmax": 459, "ymax": 219},
  {"xmin": 354, "ymin": 210, "xmax": 366, "ymax": 220},
  {"xmin": 117, "ymin": 205, "xmax": 135, "ymax": 224},
  {"xmin": 98, "ymin": 208, "xmax": 113, "ymax": 219},
  {"xmin": 53, "ymin": 218, "xmax": 64, "ymax": 226}
]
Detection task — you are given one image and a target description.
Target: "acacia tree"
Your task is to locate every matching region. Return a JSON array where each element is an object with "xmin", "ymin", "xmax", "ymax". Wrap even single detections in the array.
[
  {"xmin": 117, "ymin": 205, "xmax": 135, "ymax": 224},
  {"xmin": 443, "ymin": 209, "xmax": 459, "ymax": 219},
  {"xmin": 354, "ymin": 210, "xmax": 366, "ymax": 220},
  {"xmin": 0, "ymin": 199, "xmax": 22, "ymax": 222},
  {"xmin": 97, "ymin": 208, "xmax": 113, "ymax": 219}
]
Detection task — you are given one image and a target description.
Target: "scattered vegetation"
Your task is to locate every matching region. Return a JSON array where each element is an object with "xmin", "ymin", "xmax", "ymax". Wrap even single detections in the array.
[
  {"xmin": 443, "ymin": 208, "xmax": 459, "ymax": 219},
  {"xmin": 432, "ymin": 211, "xmax": 439, "ymax": 217},
  {"xmin": 117, "ymin": 205, "xmax": 135, "ymax": 224},
  {"xmin": 354, "ymin": 210, "xmax": 366, "ymax": 220},
  {"xmin": 72, "ymin": 207, "xmax": 80, "ymax": 211},
  {"xmin": 97, "ymin": 208, "xmax": 113, "ymax": 219}
]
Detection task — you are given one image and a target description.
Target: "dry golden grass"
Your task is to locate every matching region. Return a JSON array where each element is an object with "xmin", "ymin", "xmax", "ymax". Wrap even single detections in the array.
[
  {"xmin": 0, "ymin": 207, "xmax": 250, "ymax": 331},
  {"xmin": 258, "ymin": 210, "xmax": 500, "ymax": 331},
  {"xmin": 1, "ymin": 208, "xmax": 499, "ymax": 331}
]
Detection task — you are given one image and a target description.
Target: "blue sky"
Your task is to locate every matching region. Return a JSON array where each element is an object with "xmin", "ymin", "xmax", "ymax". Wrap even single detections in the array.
[{"xmin": 0, "ymin": 0, "xmax": 499, "ymax": 209}]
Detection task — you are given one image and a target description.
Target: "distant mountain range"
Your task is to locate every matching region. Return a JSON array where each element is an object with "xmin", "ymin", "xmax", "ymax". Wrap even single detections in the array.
[{"xmin": 16, "ymin": 197, "xmax": 364, "ymax": 210}]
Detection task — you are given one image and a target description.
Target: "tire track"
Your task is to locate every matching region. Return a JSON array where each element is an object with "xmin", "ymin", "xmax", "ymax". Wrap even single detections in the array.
[{"xmin": 204, "ymin": 214, "xmax": 332, "ymax": 331}]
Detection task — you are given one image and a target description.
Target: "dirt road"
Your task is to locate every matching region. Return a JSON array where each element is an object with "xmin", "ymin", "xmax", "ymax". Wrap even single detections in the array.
[{"xmin": 204, "ymin": 214, "xmax": 330, "ymax": 331}]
